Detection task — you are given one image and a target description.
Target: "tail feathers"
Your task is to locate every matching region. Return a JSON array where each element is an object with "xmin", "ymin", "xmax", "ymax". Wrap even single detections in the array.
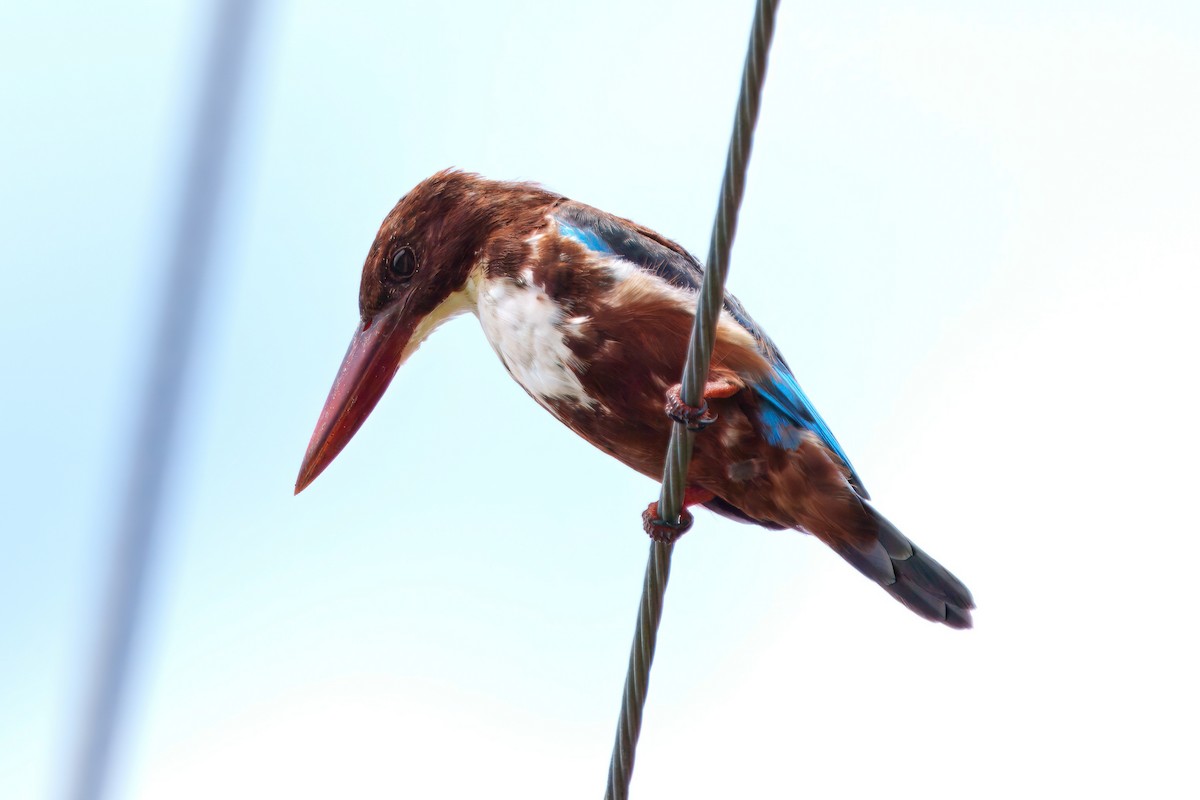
[{"xmin": 830, "ymin": 505, "xmax": 975, "ymax": 629}]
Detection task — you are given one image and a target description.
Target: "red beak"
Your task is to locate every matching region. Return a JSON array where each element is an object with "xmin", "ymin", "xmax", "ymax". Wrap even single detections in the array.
[{"xmin": 295, "ymin": 309, "xmax": 413, "ymax": 494}]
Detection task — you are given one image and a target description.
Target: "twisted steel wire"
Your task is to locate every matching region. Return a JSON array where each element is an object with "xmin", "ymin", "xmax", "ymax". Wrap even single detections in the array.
[{"xmin": 604, "ymin": 1, "xmax": 780, "ymax": 797}]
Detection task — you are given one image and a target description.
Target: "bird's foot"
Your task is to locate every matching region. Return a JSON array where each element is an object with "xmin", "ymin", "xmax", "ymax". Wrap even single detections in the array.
[
  {"xmin": 665, "ymin": 386, "xmax": 717, "ymax": 431},
  {"xmin": 642, "ymin": 501, "xmax": 695, "ymax": 543},
  {"xmin": 664, "ymin": 379, "xmax": 740, "ymax": 431}
]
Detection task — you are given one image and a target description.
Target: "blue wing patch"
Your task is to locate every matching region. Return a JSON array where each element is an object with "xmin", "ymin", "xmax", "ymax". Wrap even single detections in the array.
[
  {"xmin": 751, "ymin": 366, "xmax": 867, "ymax": 497},
  {"xmin": 551, "ymin": 202, "xmax": 868, "ymax": 498},
  {"xmin": 556, "ymin": 220, "xmax": 614, "ymax": 255}
]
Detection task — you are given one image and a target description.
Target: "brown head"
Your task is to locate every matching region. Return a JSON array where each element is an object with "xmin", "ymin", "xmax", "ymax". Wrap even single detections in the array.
[{"xmin": 294, "ymin": 169, "xmax": 557, "ymax": 493}]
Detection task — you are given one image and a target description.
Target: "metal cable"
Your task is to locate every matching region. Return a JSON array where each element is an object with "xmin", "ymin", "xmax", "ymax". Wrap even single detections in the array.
[
  {"xmin": 66, "ymin": 3, "xmax": 261, "ymax": 799},
  {"xmin": 603, "ymin": 1, "xmax": 780, "ymax": 797}
]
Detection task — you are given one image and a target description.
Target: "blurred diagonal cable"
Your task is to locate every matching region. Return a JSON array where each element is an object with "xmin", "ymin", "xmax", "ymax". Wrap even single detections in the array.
[{"xmin": 67, "ymin": 2, "xmax": 262, "ymax": 799}]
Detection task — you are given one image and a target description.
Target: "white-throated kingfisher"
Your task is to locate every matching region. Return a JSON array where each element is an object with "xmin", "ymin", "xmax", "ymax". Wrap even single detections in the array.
[{"xmin": 296, "ymin": 170, "xmax": 974, "ymax": 628}]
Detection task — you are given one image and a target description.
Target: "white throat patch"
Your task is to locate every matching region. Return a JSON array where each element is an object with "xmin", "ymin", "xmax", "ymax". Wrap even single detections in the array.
[
  {"xmin": 474, "ymin": 268, "xmax": 595, "ymax": 408},
  {"xmin": 400, "ymin": 286, "xmax": 475, "ymax": 366}
]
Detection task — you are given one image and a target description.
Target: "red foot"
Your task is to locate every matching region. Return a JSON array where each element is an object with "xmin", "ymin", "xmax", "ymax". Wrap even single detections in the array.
[
  {"xmin": 665, "ymin": 379, "xmax": 740, "ymax": 431},
  {"xmin": 641, "ymin": 487, "xmax": 715, "ymax": 543},
  {"xmin": 643, "ymin": 502, "xmax": 694, "ymax": 543}
]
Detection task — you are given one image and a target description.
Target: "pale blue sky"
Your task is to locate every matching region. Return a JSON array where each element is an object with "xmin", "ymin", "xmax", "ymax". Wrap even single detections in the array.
[{"xmin": 3, "ymin": 2, "xmax": 1198, "ymax": 798}]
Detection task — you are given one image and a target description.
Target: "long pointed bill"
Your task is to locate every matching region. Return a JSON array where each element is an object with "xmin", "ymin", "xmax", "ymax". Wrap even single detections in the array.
[{"xmin": 295, "ymin": 309, "xmax": 413, "ymax": 494}]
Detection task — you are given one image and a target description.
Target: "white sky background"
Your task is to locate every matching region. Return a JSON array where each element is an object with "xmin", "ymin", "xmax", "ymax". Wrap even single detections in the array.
[{"xmin": 2, "ymin": 1, "xmax": 1198, "ymax": 798}]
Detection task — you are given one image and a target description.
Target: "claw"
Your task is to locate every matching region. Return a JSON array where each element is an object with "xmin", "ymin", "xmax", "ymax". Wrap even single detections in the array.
[
  {"xmin": 665, "ymin": 385, "xmax": 717, "ymax": 431},
  {"xmin": 642, "ymin": 501, "xmax": 695, "ymax": 543}
]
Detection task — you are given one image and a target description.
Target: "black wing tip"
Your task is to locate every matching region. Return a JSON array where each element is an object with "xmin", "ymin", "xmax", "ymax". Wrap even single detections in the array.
[
  {"xmin": 888, "ymin": 577, "xmax": 976, "ymax": 629},
  {"xmin": 835, "ymin": 506, "xmax": 976, "ymax": 630},
  {"xmin": 895, "ymin": 546, "xmax": 975, "ymax": 612},
  {"xmin": 851, "ymin": 475, "xmax": 871, "ymax": 501},
  {"xmin": 944, "ymin": 603, "xmax": 974, "ymax": 629}
]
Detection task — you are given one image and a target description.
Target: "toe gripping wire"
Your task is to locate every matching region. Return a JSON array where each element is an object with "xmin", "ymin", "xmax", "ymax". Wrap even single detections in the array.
[{"xmin": 602, "ymin": 1, "xmax": 780, "ymax": 798}]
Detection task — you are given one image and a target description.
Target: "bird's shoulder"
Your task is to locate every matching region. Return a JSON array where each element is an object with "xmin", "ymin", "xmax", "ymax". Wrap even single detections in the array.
[
  {"xmin": 551, "ymin": 201, "xmax": 703, "ymax": 293},
  {"xmin": 541, "ymin": 199, "xmax": 868, "ymax": 497},
  {"xmin": 547, "ymin": 201, "xmax": 783, "ymax": 357}
]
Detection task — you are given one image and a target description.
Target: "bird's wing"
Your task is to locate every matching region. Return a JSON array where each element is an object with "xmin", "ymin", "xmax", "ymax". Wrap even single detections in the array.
[{"xmin": 552, "ymin": 202, "xmax": 867, "ymax": 498}]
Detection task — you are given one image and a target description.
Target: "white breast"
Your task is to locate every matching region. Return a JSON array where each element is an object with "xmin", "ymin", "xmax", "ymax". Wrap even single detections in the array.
[{"xmin": 474, "ymin": 268, "xmax": 596, "ymax": 408}]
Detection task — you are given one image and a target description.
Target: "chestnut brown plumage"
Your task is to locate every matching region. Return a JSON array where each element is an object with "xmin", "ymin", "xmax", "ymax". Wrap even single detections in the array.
[{"xmin": 297, "ymin": 170, "xmax": 975, "ymax": 628}]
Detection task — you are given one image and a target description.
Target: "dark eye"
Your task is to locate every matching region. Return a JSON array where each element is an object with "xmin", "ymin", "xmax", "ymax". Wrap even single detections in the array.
[{"xmin": 387, "ymin": 246, "xmax": 418, "ymax": 281}]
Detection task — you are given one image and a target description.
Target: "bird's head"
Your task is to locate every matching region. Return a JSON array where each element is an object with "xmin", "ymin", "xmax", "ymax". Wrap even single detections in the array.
[{"xmin": 294, "ymin": 170, "xmax": 512, "ymax": 494}]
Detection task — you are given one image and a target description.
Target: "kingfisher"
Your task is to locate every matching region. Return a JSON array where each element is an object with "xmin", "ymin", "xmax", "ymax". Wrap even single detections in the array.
[{"xmin": 295, "ymin": 170, "xmax": 974, "ymax": 628}]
